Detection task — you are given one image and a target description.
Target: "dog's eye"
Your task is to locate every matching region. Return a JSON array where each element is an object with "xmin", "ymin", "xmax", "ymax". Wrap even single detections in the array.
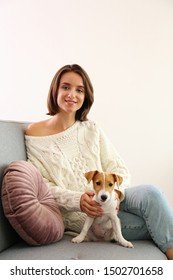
[
  {"xmin": 96, "ymin": 181, "xmax": 101, "ymax": 185},
  {"xmin": 109, "ymin": 183, "xmax": 113, "ymax": 187}
]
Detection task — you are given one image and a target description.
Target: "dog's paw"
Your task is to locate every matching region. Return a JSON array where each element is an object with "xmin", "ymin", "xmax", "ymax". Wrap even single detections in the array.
[
  {"xmin": 71, "ymin": 235, "xmax": 84, "ymax": 243},
  {"xmin": 122, "ymin": 240, "xmax": 134, "ymax": 248}
]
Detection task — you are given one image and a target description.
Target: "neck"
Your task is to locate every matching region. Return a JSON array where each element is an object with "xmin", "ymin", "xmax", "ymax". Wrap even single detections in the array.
[{"xmin": 50, "ymin": 113, "xmax": 76, "ymax": 132}]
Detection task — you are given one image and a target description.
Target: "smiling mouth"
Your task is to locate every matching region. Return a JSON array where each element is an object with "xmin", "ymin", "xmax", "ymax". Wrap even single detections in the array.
[{"xmin": 65, "ymin": 100, "xmax": 77, "ymax": 104}]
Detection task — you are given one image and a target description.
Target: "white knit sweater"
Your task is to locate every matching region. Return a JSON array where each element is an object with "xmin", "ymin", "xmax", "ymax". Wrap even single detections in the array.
[{"xmin": 25, "ymin": 120, "xmax": 130, "ymax": 234}]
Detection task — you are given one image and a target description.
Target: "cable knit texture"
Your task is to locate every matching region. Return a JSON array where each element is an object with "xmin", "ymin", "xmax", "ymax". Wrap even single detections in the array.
[{"xmin": 25, "ymin": 120, "xmax": 130, "ymax": 234}]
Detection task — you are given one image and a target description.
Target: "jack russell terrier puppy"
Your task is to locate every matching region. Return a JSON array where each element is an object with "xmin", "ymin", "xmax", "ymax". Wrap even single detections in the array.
[{"xmin": 72, "ymin": 171, "xmax": 133, "ymax": 248}]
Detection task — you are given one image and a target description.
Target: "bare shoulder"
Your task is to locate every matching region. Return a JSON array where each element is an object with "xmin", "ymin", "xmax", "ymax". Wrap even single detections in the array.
[{"xmin": 25, "ymin": 119, "xmax": 49, "ymax": 136}]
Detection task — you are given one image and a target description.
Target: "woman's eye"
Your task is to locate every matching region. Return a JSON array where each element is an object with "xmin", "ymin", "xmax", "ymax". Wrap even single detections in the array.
[
  {"xmin": 63, "ymin": 86, "xmax": 69, "ymax": 90},
  {"xmin": 76, "ymin": 88, "xmax": 83, "ymax": 94}
]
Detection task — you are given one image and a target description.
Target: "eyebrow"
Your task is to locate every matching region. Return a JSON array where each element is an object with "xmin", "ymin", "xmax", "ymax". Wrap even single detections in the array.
[{"xmin": 61, "ymin": 82, "xmax": 84, "ymax": 89}]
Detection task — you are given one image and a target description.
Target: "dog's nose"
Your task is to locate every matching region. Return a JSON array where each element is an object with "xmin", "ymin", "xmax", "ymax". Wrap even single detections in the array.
[{"xmin": 101, "ymin": 194, "xmax": 108, "ymax": 202}]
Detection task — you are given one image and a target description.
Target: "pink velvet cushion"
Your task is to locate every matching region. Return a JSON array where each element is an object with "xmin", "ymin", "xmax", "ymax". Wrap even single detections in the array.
[{"xmin": 2, "ymin": 160, "xmax": 64, "ymax": 245}]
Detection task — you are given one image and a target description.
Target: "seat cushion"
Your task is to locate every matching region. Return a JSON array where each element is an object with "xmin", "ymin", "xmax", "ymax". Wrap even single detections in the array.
[{"xmin": 1, "ymin": 160, "xmax": 64, "ymax": 245}]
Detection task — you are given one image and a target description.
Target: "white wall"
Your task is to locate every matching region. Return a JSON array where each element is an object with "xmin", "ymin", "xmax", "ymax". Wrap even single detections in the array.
[{"xmin": 0, "ymin": 0, "xmax": 173, "ymax": 206}]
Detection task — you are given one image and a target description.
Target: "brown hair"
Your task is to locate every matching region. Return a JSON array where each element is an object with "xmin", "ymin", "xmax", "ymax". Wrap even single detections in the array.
[{"xmin": 47, "ymin": 64, "xmax": 94, "ymax": 121}]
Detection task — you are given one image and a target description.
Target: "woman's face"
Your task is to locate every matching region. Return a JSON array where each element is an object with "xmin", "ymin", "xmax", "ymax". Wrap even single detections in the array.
[{"xmin": 57, "ymin": 71, "xmax": 85, "ymax": 116}]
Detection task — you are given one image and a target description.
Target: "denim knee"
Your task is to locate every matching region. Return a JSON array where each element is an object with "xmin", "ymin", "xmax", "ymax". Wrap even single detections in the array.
[
  {"xmin": 121, "ymin": 185, "xmax": 164, "ymax": 213},
  {"xmin": 137, "ymin": 185, "xmax": 165, "ymax": 212}
]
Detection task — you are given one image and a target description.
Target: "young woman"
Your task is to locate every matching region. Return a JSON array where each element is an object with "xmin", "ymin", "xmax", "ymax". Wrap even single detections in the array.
[{"xmin": 25, "ymin": 64, "xmax": 173, "ymax": 259}]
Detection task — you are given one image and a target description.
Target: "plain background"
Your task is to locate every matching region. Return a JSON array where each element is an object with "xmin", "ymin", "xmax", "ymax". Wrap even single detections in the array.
[{"xmin": 0, "ymin": 0, "xmax": 173, "ymax": 206}]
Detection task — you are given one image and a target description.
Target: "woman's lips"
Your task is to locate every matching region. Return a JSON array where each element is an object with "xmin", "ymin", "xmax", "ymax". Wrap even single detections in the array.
[{"xmin": 65, "ymin": 99, "xmax": 77, "ymax": 104}]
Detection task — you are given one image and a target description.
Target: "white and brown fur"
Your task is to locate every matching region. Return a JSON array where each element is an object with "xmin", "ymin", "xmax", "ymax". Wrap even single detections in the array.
[{"xmin": 72, "ymin": 171, "xmax": 133, "ymax": 248}]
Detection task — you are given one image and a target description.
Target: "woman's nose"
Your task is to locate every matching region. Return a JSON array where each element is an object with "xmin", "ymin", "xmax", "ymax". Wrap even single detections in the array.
[{"xmin": 68, "ymin": 89, "xmax": 75, "ymax": 98}]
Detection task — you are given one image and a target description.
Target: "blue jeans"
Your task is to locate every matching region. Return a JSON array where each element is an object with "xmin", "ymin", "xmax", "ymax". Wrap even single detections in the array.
[{"xmin": 118, "ymin": 185, "xmax": 173, "ymax": 252}]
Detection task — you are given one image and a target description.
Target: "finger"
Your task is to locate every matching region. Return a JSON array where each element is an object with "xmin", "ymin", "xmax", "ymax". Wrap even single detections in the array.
[
  {"xmin": 83, "ymin": 201, "xmax": 102, "ymax": 213},
  {"xmin": 85, "ymin": 191, "xmax": 95, "ymax": 197},
  {"xmin": 82, "ymin": 196, "xmax": 100, "ymax": 209},
  {"xmin": 84, "ymin": 204, "xmax": 103, "ymax": 218}
]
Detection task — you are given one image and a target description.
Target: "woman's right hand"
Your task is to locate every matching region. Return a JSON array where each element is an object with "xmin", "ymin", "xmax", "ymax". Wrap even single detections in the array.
[{"xmin": 80, "ymin": 191, "xmax": 103, "ymax": 218}]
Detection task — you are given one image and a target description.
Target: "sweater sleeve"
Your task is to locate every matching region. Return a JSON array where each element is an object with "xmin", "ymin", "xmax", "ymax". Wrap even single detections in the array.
[
  {"xmin": 98, "ymin": 126, "xmax": 131, "ymax": 201},
  {"xmin": 44, "ymin": 177, "xmax": 83, "ymax": 212},
  {"xmin": 26, "ymin": 155, "xmax": 83, "ymax": 212}
]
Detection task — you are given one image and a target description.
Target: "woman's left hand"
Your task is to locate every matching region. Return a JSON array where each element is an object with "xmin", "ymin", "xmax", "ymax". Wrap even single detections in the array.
[{"xmin": 115, "ymin": 190, "xmax": 120, "ymax": 213}]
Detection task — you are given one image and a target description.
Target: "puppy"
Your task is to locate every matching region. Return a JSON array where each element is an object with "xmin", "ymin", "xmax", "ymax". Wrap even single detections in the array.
[{"xmin": 72, "ymin": 171, "xmax": 133, "ymax": 248}]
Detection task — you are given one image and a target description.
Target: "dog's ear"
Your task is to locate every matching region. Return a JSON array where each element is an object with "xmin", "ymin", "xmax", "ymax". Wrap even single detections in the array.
[
  {"xmin": 85, "ymin": 171, "xmax": 99, "ymax": 183},
  {"xmin": 113, "ymin": 174, "xmax": 123, "ymax": 187}
]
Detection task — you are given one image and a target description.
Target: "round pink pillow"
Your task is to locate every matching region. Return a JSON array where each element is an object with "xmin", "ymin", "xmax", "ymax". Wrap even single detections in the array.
[{"xmin": 2, "ymin": 160, "xmax": 64, "ymax": 245}]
